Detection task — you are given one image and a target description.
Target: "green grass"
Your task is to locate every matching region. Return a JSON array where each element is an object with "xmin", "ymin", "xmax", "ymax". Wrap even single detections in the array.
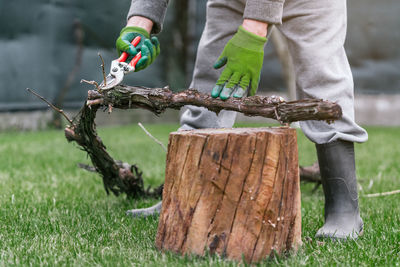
[{"xmin": 0, "ymin": 123, "xmax": 399, "ymax": 266}]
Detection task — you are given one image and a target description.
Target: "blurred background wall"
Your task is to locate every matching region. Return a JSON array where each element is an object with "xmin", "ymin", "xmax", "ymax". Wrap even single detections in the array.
[{"xmin": 0, "ymin": 0, "xmax": 399, "ymax": 129}]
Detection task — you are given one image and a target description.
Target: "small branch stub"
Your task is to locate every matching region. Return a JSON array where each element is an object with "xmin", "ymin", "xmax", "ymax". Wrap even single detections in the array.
[{"xmin": 81, "ymin": 79, "xmax": 100, "ymax": 90}]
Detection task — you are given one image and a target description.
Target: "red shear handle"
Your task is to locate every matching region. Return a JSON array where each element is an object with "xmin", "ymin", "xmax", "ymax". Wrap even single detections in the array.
[
  {"xmin": 129, "ymin": 52, "xmax": 142, "ymax": 68},
  {"xmin": 117, "ymin": 36, "xmax": 141, "ymax": 62}
]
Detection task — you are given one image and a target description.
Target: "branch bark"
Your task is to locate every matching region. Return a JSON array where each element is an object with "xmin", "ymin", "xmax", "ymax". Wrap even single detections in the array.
[
  {"xmin": 65, "ymin": 86, "xmax": 341, "ymax": 198},
  {"xmin": 87, "ymin": 85, "xmax": 342, "ymax": 123}
]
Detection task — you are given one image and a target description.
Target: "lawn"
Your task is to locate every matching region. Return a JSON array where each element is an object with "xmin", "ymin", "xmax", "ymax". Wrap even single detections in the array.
[{"xmin": 0, "ymin": 123, "xmax": 399, "ymax": 266}]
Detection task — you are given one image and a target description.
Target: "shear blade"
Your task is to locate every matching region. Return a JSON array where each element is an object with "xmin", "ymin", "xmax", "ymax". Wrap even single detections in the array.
[
  {"xmin": 99, "ymin": 72, "xmax": 124, "ymax": 90},
  {"xmin": 99, "ymin": 74, "xmax": 116, "ymax": 90}
]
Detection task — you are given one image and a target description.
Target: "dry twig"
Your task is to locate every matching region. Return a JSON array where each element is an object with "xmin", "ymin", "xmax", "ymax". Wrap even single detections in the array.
[
  {"xmin": 98, "ymin": 52, "xmax": 107, "ymax": 87},
  {"xmin": 26, "ymin": 88, "xmax": 74, "ymax": 126},
  {"xmin": 138, "ymin": 123, "xmax": 167, "ymax": 152},
  {"xmin": 80, "ymin": 79, "xmax": 100, "ymax": 89},
  {"xmin": 77, "ymin": 163, "xmax": 97, "ymax": 173},
  {"xmin": 364, "ymin": 189, "xmax": 400, "ymax": 198}
]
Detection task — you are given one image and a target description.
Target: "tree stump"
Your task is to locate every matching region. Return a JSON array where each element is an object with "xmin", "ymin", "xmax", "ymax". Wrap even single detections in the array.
[{"xmin": 155, "ymin": 127, "xmax": 302, "ymax": 263}]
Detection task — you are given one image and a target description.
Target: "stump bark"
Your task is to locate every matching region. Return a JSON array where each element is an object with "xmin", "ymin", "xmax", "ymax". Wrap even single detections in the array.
[{"xmin": 156, "ymin": 127, "xmax": 302, "ymax": 263}]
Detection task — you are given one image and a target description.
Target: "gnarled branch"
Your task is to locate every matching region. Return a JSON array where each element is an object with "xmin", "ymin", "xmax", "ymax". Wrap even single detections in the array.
[
  {"xmin": 65, "ymin": 86, "xmax": 341, "ymax": 198},
  {"xmin": 86, "ymin": 85, "xmax": 342, "ymax": 123}
]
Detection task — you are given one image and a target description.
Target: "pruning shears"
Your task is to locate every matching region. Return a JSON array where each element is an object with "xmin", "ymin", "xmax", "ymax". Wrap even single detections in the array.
[{"xmin": 99, "ymin": 36, "xmax": 142, "ymax": 90}]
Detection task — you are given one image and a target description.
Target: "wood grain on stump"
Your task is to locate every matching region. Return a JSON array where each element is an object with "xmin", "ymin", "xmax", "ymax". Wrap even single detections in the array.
[{"xmin": 155, "ymin": 127, "xmax": 302, "ymax": 263}]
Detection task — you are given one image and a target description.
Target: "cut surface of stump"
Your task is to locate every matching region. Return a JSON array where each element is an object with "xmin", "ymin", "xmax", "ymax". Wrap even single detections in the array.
[{"xmin": 156, "ymin": 127, "xmax": 302, "ymax": 263}]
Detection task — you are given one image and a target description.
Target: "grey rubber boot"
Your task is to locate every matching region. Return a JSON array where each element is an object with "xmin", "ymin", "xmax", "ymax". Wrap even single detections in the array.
[
  {"xmin": 315, "ymin": 140, "xmax": 364, "ymax": 239},
  {"xmin": 126, "ymin": 201, "xmax": 162, "ymax": 217}
]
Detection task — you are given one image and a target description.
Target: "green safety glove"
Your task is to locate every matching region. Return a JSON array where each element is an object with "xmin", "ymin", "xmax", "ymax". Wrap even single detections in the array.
[
  {"xmin": 116, "ymin": 26, "xmax": 160, "ymax": 72},
  {"xmin": 212, "ymin": 26, "xmax": 267, "ymax": 100}
]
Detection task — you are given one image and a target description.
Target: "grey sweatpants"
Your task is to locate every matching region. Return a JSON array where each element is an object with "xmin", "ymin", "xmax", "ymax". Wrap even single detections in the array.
[{"xmin": 180, "ymin": 0, "xmax": 368, "ymax": 144}]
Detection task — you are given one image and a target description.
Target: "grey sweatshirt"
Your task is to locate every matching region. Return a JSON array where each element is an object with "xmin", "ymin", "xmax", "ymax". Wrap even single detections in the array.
[{"xmin": 127, "ymin": 0, "xmax": 284, "ymax": 34}]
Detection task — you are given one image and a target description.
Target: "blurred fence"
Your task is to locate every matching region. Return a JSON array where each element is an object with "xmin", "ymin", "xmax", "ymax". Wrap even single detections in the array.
[{"xmin": 0, "ymin": 0, "xmax": 399, "ymax": 117}]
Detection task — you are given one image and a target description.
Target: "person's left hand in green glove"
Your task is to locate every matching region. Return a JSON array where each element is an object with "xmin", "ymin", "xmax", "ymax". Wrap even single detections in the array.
[
  {"xmin": 116, "ymin": 17, "xmax": 160, "ymax": 72},
  {"xmin": 212, "ymin": 20, "xmax": 268, "ymax": 100}
]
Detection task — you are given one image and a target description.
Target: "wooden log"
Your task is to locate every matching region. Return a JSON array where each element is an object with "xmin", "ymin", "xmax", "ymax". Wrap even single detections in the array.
[{"xmin": 156, "ymin": 127, "xmax": 302, "ymax": 263}]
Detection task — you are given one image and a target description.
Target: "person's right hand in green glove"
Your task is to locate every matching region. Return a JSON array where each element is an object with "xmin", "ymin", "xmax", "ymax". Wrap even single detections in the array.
[
  {"xmin": 212, "ymin": 23, "xmax": 267, "ymax": 100},
  {"xmin": 116, "ymin": 23, "xmax": 160, "ymax": 72}
]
